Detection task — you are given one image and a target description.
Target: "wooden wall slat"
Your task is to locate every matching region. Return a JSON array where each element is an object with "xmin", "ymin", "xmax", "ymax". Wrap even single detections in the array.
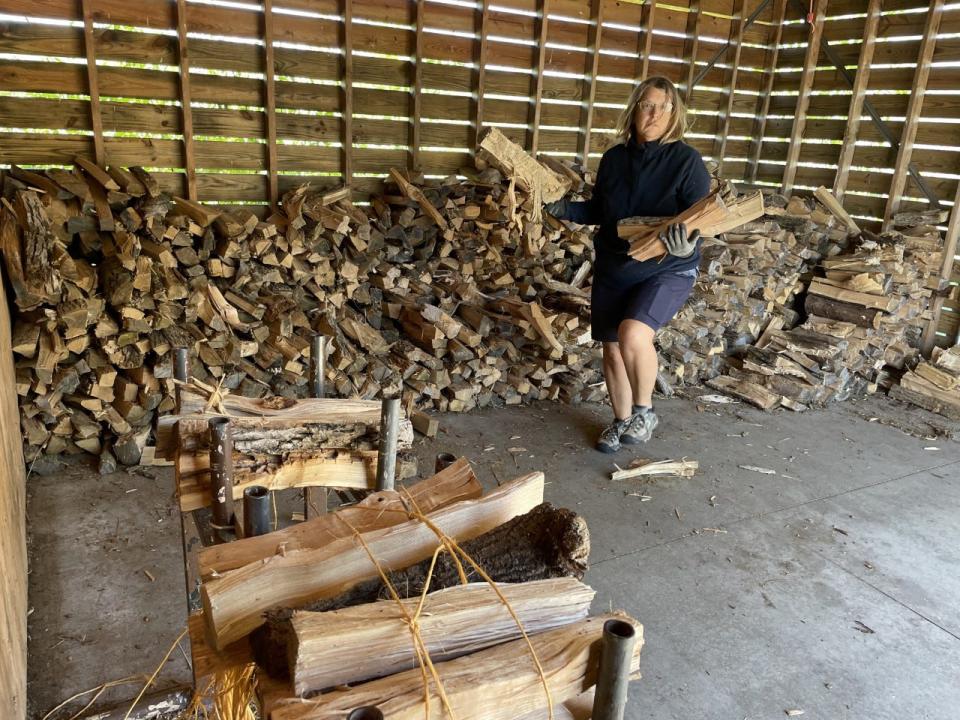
[
  {"xmin": 882, "ymin": 0, "xmax": 945, "ymax": 228},
  {"xmin": 176, "ymin": 0, "xmax": 197, "ymax": 200},
  {"xmin": 781, "ymin": 0, "xmax": 828, "ymax": 195}
]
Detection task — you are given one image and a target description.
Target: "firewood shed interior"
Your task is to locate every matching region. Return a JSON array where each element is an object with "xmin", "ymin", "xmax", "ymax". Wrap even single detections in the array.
[{"xmin": 1, "ymin": 1, "xmax": 960, "ymax": 719}]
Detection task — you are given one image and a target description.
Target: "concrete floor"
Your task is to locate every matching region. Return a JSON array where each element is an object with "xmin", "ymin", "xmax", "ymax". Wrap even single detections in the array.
[{"xmin": 27, "ymin": 393, "xmax": 960, "ymax": 720}]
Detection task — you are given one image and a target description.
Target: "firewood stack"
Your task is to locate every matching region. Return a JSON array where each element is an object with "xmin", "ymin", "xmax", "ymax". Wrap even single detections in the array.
[
  {"xmin": 703, "ymin": 204, "xmax": 947, "ymax": 410},
  {"xmin": 889, "ymin": 344, "xmax": 960, "ymax": 420},
  {"xmin": 1, "ymin": 152, "xmax": 604, "ymax": 465}
]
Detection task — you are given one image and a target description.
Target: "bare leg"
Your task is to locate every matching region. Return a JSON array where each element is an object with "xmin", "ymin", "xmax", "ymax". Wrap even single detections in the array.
[
  {"xmin": 602, "ymin": 342, "xmax": 633, "ymax": 420},
  {"xmin": 617, "ymin": 319, "xmax": 658, "ymax": 408}
]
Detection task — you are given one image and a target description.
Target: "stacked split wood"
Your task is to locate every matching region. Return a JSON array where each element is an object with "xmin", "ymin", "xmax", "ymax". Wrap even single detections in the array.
[
  {"xmin": 703, "ymin": 204, "xmax": 946, "ymax": 411},
  {"xmin": 189, "ymin": 458, "xmax": 642, "ymax": 717},
  {"xmin": 889, "ymin": 344, "xmax": 960, "ymax": 420},
  {"xmin": 1, "ymin": 154, "xmax": 603, "ymax": 463}
]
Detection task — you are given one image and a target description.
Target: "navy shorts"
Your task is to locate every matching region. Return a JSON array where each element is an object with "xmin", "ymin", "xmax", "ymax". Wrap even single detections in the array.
[{"xmin": 591, "ymin": 266, "xmax": 696, "ymax": 342}]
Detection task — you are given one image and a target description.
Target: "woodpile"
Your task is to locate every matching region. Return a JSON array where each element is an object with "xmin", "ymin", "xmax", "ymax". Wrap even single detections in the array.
[
  {"xmin": 890, "ymin": 345, "xmax": 960, "ymax": 420},
  {"xmin": 2, "ymin": 152, "xmax": 604, "ymax": 465}
]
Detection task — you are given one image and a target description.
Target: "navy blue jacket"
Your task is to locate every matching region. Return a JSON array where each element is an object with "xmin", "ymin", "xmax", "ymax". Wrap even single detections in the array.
[{"xmin": 566, "ymin": 137, "xmax": 711, "ymax": 275}]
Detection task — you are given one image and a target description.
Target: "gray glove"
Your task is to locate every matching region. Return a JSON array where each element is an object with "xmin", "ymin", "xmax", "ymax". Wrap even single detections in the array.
[
  {"xmin": 544, "ymin": 199, "xmax": 569, "ymax": 219},
  {"xmin": 660, "ymin": 222, "xmax": 700, "ymax": 258}
]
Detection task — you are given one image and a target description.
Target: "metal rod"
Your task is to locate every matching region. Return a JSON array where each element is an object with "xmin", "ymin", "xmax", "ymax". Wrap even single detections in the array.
[
  {"xmin": 434, "ymin": 452, "xmax": 457, "ymax": 473},
  {"xmin": 243, "ymin": 486, "xmax": 271, "ymax": 537},
  {"xmin": 786, "ymin": 0, "xmax": 940, "ymax": 208},
  {"xmin": 591, "ymin": 619, "xmax": 638, "ymax": 720},
  {"xmin": 347, "ymin": 708, "xmax": 384, "ymax": 720},
  {"xmin": 691, "ymin": 0, "xmax": 771, "ymax": 88},
  {"xmin": 375, "ymin": 397, "xmax": 401, "ymax": 492},
  {"xmin": 310, "ymin": 334, "xmax": 327, "ymax": 399},
  {"xmin": 208, "ymin": 417, "xmax": 235, "ymax": 529},
  {"xmin": 174, "ymin": 347, "xmax": 190, "ymax": 382}
]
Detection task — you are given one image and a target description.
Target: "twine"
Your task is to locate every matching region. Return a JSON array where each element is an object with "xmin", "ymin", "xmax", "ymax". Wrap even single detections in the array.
[{"xmin": 333, "ymin": 489, "xmax": 556, "ymax": 720}]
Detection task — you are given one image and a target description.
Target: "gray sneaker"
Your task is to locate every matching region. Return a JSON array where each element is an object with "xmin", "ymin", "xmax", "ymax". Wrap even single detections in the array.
[
  {"xmin": 596, "ymin": 418, "xmax": 629, "ymax": 454},
  {"xmin": 622, "ymin": 408, "xmax": 659, "ymax": 444}
]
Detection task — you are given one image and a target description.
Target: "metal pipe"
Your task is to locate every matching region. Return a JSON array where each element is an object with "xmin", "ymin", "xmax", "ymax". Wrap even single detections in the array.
[
  {"xmin": 310, "ymin": 334, "xmax": 327, "ymax": 399},
  {"xmin": 208, "ymin": 417, "xmax": 235, "ymax": 529},
  {"xmin": 347, "ymin": 708, "xmax": 383, "ymax": 720},
  {"xmin": 591, "ymin": 619, "xmax": 637, "ymax": 720},
  {"xmin": 434, "ymin": 452, "xmax": 457, "ymax": 473},
  {"xmin": 174, "ymin": 347, "xmax": 190, "ymax": 382},
  {"xmin": 375, "ymin": 397, "xmax": 401, "ymax": 492},
  {"xmin": 243, "ymin": 485, "xmax": 271, "ymax": 537}
]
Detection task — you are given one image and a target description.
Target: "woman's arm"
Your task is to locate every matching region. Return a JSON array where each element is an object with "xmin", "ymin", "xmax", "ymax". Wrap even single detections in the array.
[
  {"xmin": 559, "ymin": 153, "xmax": 608, "ymax": 225},
  {"xmin": 677, "ymin": 150, "xmax": 712, "ymax": 211}
]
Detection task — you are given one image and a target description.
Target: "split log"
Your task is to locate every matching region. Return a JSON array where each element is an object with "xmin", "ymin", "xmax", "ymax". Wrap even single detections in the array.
[
  {"xmin": 706, "ymin": 375, "xmax": 782, "ymax": 410},
  {"xmin": 267, "ymin": 614, "xmax": 643, "ymax": 720},
  {"xmin": 197, "ymin": 457, "xmax": 481, "ymax": 579},
  {"xmin": 477, "ymin": 127, "xmax": 570, "ymax": 207},
  {"xmin": 814, "ymin": 186, "xmax": 860, "ymax": 234},
  {"xmin": 804, "ymin": 293, "xmax": 880, "ymax": 329},
  {"xmin": 271, "ymin": 578, "xmax": 595, "ymax": 694},
  {"xmin": 251, "ymin": 501, "xmax": 591, "ymax": 678},
  {"xmin": 201, "ymin": 472, "xmax": 546, "ymax": 649}
]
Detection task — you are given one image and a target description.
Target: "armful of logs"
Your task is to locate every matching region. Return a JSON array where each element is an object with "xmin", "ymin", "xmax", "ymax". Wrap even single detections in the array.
[{"xmin": 618, "ymin": 186, "xmax": 765, "ymax": 262}]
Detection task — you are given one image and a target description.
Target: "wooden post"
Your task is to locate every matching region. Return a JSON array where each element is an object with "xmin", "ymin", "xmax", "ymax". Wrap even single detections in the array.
[
  {"xmin": 681, "ymin": 0, "xmax": 702, "ymax": 105},
  {"xmin": 832, "ymin": 0, "xmax": 880, "ymax": 203},
  {"xmin": 175, "ymin": 0, "xmax": 197, "ymax": 201},
  {"xmin": 526, "ymin": 0, "xmax": 551, "ymax": 156},
  {"xmin": 263, "ymin": 0, "xmax": 279, "ymax": 208},
  {"xmin": 636, "ymin": 0, "xmax": 657, "ymax": 83},
  {"xmin": 745, "ymin": 0, "xmax": 786, "ymax": 185},
  {"xmin": 713, "ymin": 0, "xmax": 745, "ymax": 176},
  {"xmin": 882, "ymin": 0, "xmax": 944, "ymax": 229},
  {"xmin": 781, "ymin": 0, "xmax": 828, "ymax": 196},
  {"xmin": 920, "ymin": 180, "xmax": 960, "ymax": 355},
  {"xmin": 471, "ymin": 0, "xmax": 491, "ymax": 152},
  {"xmin": 341, "ymin": 0, "xmax": 354, "ymax": 187},
  {"xmin": 79, "ymin": 0, "xmax": 105, "ymax": 166},
  {"xmin": 577, "ymin": 0, "xmax": 603, "ymax": 167},
  {"xmin": 409, "ymin": 0, "xmax": 424, "ymax": 171}
]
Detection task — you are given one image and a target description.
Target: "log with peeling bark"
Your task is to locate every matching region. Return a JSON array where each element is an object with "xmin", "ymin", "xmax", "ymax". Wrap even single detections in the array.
[
  {"xmin": 201, "ymin": 472, "xmax": 546, "ymax": 650},
  {"xmin": 197, "ymin": 457, "xmax": 481, "ymax": 579},
  {"xmin": 267, "ymin": 614, "xmax": 643, "ymax": 720},
  {"xmin": 260, "ymin": 578, "xmax": 595, "ymax": 694}
]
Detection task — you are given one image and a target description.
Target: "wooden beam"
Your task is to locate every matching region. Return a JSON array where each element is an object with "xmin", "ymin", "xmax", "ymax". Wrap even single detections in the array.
[
  {"xmin": 920, "ymin": 179, "xmax": 960, "ymax": 355},
  {"xmin": 714, "ymin": 0, "xmax": 745, "ymax": 177},
  {"xmin": 527, "ymin": 0, "xmax": 551, "ymax": 156},
  {"xmin": 577, "ymin": 0, "xmax": 603, "ymax": 167},
  {"xmin": 682, "ymin": 0, "xmax": 702, "ymax": 105},
  {"xmin": 263, "ymin": 0, "xmax": 279, "ymax": 207},
  {"xmin": 409, "ymin": 0, "xmax": 424, "ymax": 171},
  {"xmin": 175, "ymin": 0, "xmax": 197, "ymax": 201},
  {"xmin": 882, "ymin": 0, "xmax": 944, "ymax": 229},
  {"xmin": 636, "ymin": 0, "xmax": 657, "ymax": 82},
  {"xmin": 79, "ymin": 0, "xmax": 105, "ymax": 166},
  {"xmin": 341, "ymin": 0, "xmax": 354, "ymax": 187},
  {"xmin": 781, "ymin": 0, "xmax": 828, "ymax": 196},
  {"xmin": 832, "ymin": 0, "xmax": 880, "ymax": 202},
  {"xmin": 471, "ymin": 0, "xmax": 491, "ymax": 152},
  {"xmin": 745, "ymin": 0, "xmax": 786, "ymax": 185}
]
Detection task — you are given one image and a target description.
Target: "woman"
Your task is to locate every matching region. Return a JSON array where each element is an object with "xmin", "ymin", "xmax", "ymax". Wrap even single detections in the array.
[{"xmin": 546, "ymin": 76, "xmax": 711, "ymax": 453}]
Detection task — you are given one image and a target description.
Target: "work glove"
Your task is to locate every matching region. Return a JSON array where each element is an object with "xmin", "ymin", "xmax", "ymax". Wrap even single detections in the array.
[
  {"xmin": 660, "ymin": 222, "xmax": 700, "ymax": 258},
  {"xmin": 544, "ymin": 199, "xmax": 569, "ymax": 219}
]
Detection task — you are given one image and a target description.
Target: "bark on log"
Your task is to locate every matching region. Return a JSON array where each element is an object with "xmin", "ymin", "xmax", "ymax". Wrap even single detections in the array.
[
  {"xmin": 803, "ymin": 292, "xmax": 881, "ymax": 328},
  {"xmin": 251, "ymin": 502, "xmax": 591, "ymax": 678}
]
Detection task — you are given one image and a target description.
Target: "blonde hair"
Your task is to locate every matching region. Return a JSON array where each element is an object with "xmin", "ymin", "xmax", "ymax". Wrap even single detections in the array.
[{"xmin": 614, "ymin": 76, "xmax": 689, "ymax": 145}]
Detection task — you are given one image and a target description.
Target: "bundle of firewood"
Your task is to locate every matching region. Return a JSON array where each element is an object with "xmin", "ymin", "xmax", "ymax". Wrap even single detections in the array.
[{"xmin": 189, "ymin": 458, "xmax": 643, "ymax": 717}]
